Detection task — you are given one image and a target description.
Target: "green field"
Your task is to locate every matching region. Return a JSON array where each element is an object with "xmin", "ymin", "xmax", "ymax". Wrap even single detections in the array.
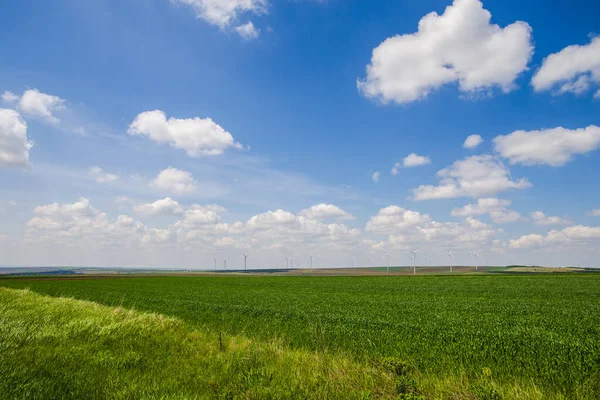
[{"xmin": 1, "ymin": 274, "xmax": 600, "ymax": 399}]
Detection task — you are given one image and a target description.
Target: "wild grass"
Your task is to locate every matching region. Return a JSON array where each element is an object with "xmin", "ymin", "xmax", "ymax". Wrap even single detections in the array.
[
  {"xmin": 2, "ymin": 274, "xmax": 600, "ymax": 398},
  {"xmin": 0, "ymin": 287, "xmax": 397, "ymax": 399}
]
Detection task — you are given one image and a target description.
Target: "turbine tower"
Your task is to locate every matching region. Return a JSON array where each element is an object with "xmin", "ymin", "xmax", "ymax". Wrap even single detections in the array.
[
  {"xmin": 213, "ymin": 258, "xmax": 217, "ymax": 271},
  {"xmin": 224, "ymin": 259, "xmax": 227, "ymax": 270},
  {"xmin": 309, "ymin": 255, "xmax": 313, "ymax": 269},
  {"xmin": 409, "ymin": 250, "xmax": 418, "ymax": 275},
  {"xmin": 448, "ymin": 250, "xmax": 454, "ymax": 273},
  {"xmin": 243, "ymin": 254, "xmax": 249, "ymax": 271},
  {"xmin": 473, "ymin": 251, "xmax": 479, "ymax": 271},
  {"xmin": 385, "ymin": 253, "xmax": 390, "ymax": 272},
  {"xmin": 285, "ymin": 256, "xmax": 289, "ymax": 269}
]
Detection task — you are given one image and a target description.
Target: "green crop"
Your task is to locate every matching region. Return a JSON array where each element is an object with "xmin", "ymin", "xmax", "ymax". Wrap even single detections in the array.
[{"xmin": 1, "ymin": 274, "xmax": 599, "ymax": 398}]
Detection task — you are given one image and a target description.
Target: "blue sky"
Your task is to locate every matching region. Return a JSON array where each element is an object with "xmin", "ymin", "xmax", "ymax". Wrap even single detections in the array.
[{"xmin": 1, "ymin": 0, "xmax": 599, "ymax": 269}]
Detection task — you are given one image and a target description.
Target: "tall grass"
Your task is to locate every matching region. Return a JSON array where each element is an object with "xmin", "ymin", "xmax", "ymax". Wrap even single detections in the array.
[{"xmin": 0, "ymin": 288, "xmax": 396, "ymax": 399}]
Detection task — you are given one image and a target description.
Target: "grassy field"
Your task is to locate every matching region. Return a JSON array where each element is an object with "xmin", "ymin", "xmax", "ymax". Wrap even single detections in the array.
[
  {"xmin": 1, "ymin": 274, "xmax": 600, "ymax": 398},
  {"xmin": 0, "ymin": 287, "xmax": 398, "ymax": 399}
]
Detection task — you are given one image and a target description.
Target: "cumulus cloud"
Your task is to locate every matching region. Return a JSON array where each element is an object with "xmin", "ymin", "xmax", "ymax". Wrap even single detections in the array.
[
  {"xmin": 3, "ymin": 89, "xmax": 65, "ymax": 124},
  {"xmin": 128, "ymin": 110, "xmax": 243, "ymax": 157},
  {"xmin": 2, "ymin": 91, "xmax": 19, "ymax": 104},
  {"xmin": 509, "ymin": 233, "xmax": 545, "ymax": 249},
  {"xmin": 391, "ymin": 162, "xmax": 401, "ymax": 176},
  {"xmin": 510, "ymin": 225, "xmax": 600, "ymax": 249},
  {"xmin": 532, "ymin": 36, "xmax": 600, "ymax": 96},
  {"xmin": 412, "ymin": 155, "xmax": 531, "ymax": 200},
  {"xmin": 133, "ymin": 198, "xmax": 184, "ymax": 217},
  {"xmin": 173, "ymin": 0, "xmax": 266, "ymax": 28},
  {"xmin": 244, "ymin": 208, "xmax": 361, "ymax": 248},
  {"xmin": 0, "ymin": 109, "xmax": 33, "ymax": 169},
  {"xmin": 357, "ymin": 0, "xmax": 533, "ymax": 104},
  {"xmin": 366, "ymin": 205, "xmax": 497, "ymax": 250},
  {"xmin": 89, "ymin": 166, "xmax": 119, "ymax": 183},
  {"xmin": 151, "ymin": 167, "xmax": 197, "ymax": 195},
  {"xmin": 403, "ymin": 153, "xmax": 431, "ymax": 168},
  {"xmin": 372, "ymin": 171, "xmax": 380, "ymax": 182},
  {"xmin": 181, "ymin": 205, "xmax": 225, "ymax": 226},
  {"xmin": 493, "ymin": 125, "xmax": 600, "ymax": 167},
  {"xmin": 366, "ymin": 206, "xmax": 431, "ymax": 234},
  {"xmin": 300, "ymin": 204, "xmax": 354, "ymax": 221},
  {"xmin": 463, "ymin": 134, "xmax": 483, "ymax": 149},
  {"xmin": 488, "ymin": 209, "xmax": 521, "ymax": 224},
  {"xmin": 26, "ymin": 198, "xmax": 171, "ymax": 247},
  {"xmin": 452, "ymin": 198, "xmax": 511, "ymax": 217},
  {"xmin": 531, "ymin": 211, "xmax": 571, "ymax": 226},
  {"xmin": 590, "ymin": 209, "xmax": 600, "ymax": 217},
  {"xmin": 452, "ymin": 198, "xmax": 520, "ymax": 223},
  {"xmin": 235, "ymin": 21, "xmax": 259, "ymax": 40}
]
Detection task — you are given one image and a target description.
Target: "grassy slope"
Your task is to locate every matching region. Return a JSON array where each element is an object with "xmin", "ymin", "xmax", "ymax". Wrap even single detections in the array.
[
  {"xmin": 2, "ymin": 275, "xmax": 600, "ymax": 398},
  {"xmin": 0, "ymin": 288, "xmax": 396, "ymax": 399}
]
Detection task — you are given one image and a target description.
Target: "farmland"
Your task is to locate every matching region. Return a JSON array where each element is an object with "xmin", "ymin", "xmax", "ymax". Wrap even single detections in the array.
[{"xmin": 1, "ymin": 274, "xmax": 600, "ymax": 398}]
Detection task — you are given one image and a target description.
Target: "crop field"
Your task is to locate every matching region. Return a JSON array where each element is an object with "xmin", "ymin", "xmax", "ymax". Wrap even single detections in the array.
[{"xmin": 1, "ymin": 274, "xmax": 600, "ymax": 399}]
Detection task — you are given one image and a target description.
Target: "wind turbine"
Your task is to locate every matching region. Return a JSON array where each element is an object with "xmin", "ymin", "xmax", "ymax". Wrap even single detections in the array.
[
  {"xmin": 224, "ymin": 259, "xmax": 227, "ymax": 270},
  {"xmin": 243, "ymin": 254, "xmax": 249, "ymax": 271},
  {"xmin": 448, "ymin": 250, "xmax": 454, "ymax": 273},
  {"xmin": 409, "ymin": 250, "xmax": 418, "ymax": 275},
  {"xmin": 473, "ymin": 251, "xmax": 479, "ymax": 271},
  {"xmin": 385, "ymin": 253, "xmax": 390, "ymax": 272},
  {"xmin": 309, "ymin": 255, "xmax": 313, "ymax": 269},
  {"xmin": 285, "ymin": 256, "xmax": 289, "ymax": 269},
  {"xmin": 213, "ymin": 258, "xmax": 217, "ymax": 271}
]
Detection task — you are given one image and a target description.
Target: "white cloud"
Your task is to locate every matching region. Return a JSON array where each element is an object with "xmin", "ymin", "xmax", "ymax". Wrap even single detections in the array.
[
  {"xmin": 403, "ymin": 153, "xmax": 431, "ymax": 168},
  {"xmin": 172, "ymin": 0, "xmax": 267, "ymax": 29},
  {"xmin": 235, "ymin": 21, "xmax": 259, "ymax": 40},
  {"xmin": 532, "ymin": 36, "xmax": 600, "ymax": 96},
  {"xmin": 89, "ymin": 166, "xmax": 119, "ymax": 183},
  {"xmin": 510, "ymin": 225, "xmax": 600, "ymax": 249},
  {"xmin": 0, "ymin": 234, "xmax": 8, "ymax": 240},
  {"xmin": 177, "ymin": 204, "xmax": 225, "ymax": 226},
  {"xmin": 366, "ymin": 206, "xmax": 431, "ymax": 234},
  {"xmin": 493, "ymin": 125, "xmax": 600, "ymax": 166},
  {"xmin": 463, "ymin": 134, "xmax": 483, "ymax": 149},
  {"xmin": 3, "ymin": 89, "xmax": 65, "ymax": 124},
  {"xmin": 590, "ymin": 209, "xmax": 600, "ymax": 217},
  {"xmin": 413, "ymin": 155, "xmax": 531, "ymax": 200},
  {"xmin": 452, "ymin": 198, "xmax": 520, "ymax": 224},
  {"xmin": 0, "ymin": 109, "xmax": 33, "ymax": 169},
  {"xmin": 133, "ymin": 198, "xmax": 184, "ymax": 217},
  {"xmin": 509, "ymin": 233, "xmax": 544, "ymax": 249},
  {"xmin": 391, "ymin": 162, "xmax": 401, "ymax": 176},
  {"xmin": 151, "ymin": 167, "xmax": 197, "ymax": 195},
  {"xmin": 452, "ymin": 198, "xmax": 511, "ymax": 217},
  {"xmin": 489, "ymin": 209, "xmax": 521, "ymax": 224},
  {"xmin": 366, "ymin": 205, "xmax": 497, "ymax": 251},
  {"xmin": 357, "ymin": 0, "xmax": 533, "ymax": 104},
  {"xmin": 531, "ymin": 211, "xmax": 570, "ymax": 226},
  {"xmin": 26, "ymin": 198, "xmax": 171, "ymax": 248},
  {"xmin": 128, "ymin": 110, "xmax": 242, "ymax": 157},
  {"xmin": 115, "ymin": 196, "xmax": 134, "ymax": 207},
  {"xmin": 2, "ymin": 91, "xmax": 19, "ymax": 104},
  {"xmin": 300, "ymin": 204, "xmax": 354, "ymax": 221},
  {"xmin": 372, "ymin": 171, "xmax": 380, "ymax": 182}
]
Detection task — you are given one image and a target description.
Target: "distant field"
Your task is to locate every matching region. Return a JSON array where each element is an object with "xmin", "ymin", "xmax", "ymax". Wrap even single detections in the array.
[{"xmin": 2, "ymin": 274, "xmax": 600, "ymax": 398}]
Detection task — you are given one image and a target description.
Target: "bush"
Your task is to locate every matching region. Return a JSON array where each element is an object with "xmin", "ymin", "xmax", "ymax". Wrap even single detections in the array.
[{"xmin": 381, "ymin": 357, "xmax": 412, "ymax": 377}]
